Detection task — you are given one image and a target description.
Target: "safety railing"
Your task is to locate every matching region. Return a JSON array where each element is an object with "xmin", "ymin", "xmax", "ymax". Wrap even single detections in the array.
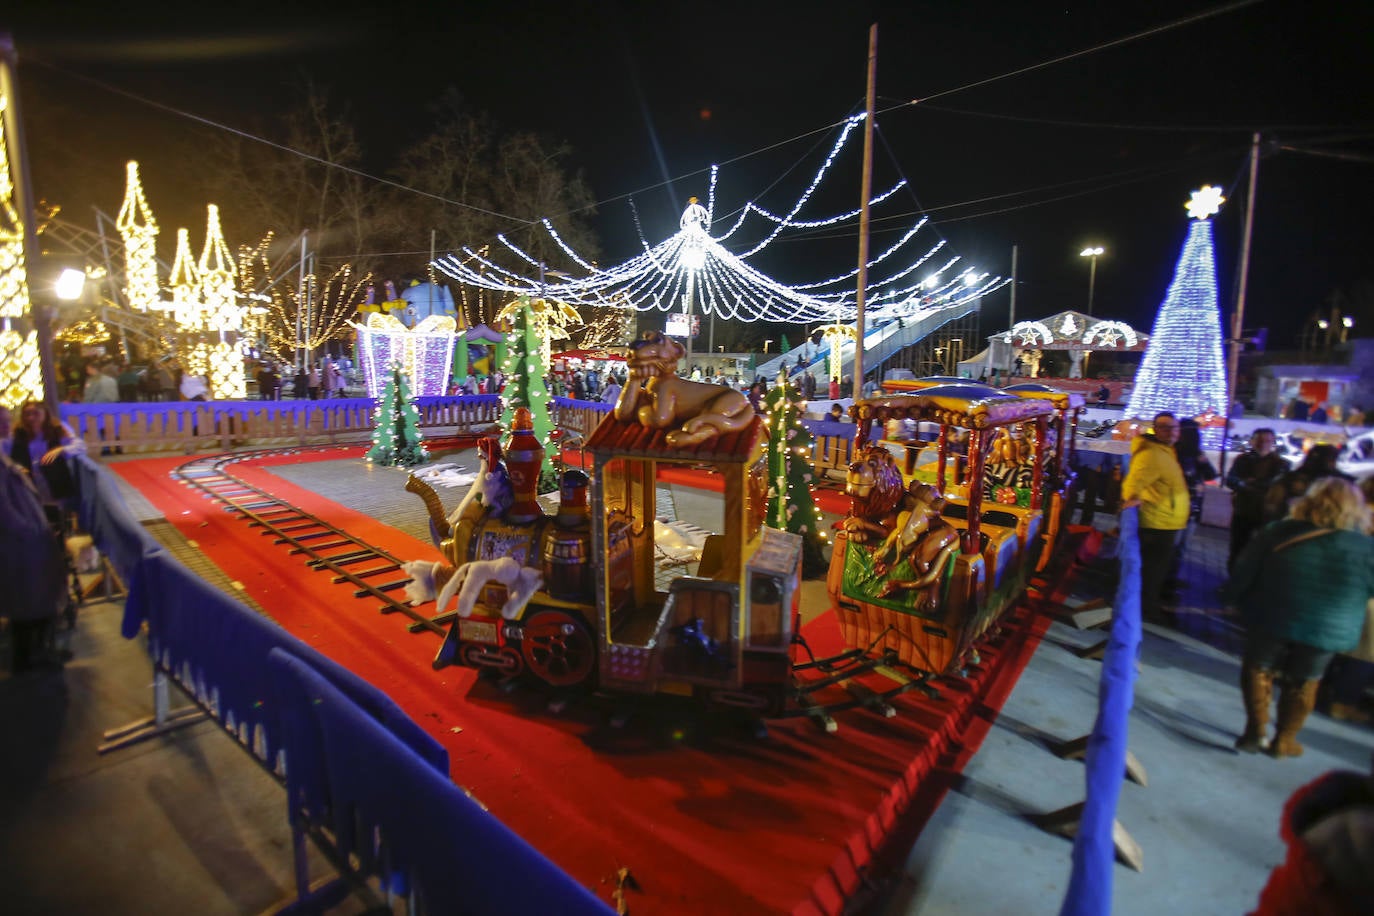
[
  {"xmin": 75, "ymin": 454, "xmax": 611, "ymax": 914},
  {"xmin": 60, "ymin": 395, "xmax": 503, "ymax": 454}
]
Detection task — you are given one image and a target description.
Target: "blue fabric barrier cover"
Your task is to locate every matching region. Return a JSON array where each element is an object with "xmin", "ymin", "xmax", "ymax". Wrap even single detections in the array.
[
  {"xmin": 1060, "ymin": 507, "xmax": 1142, "ymax": 916},
  {"xmin": 553, "ymin": 396, "xmax": 613, "ymax": 413},
  {"xmin": 269, "ymin": 649, "xmax": 613, "ymax": 915},
  {"xmin": 121, "ymin": 549, "xmax": 447, "ymax": 776},
  {"xmin": 73, "ymin": 455, "xmax": 163, "ymax": 583},
  {"xmin": 807, "ymin": 418, "xmax": 857, "ymax": 439}
]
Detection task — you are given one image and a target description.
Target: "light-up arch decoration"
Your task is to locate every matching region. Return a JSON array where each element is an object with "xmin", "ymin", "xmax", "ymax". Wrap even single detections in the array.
[
  {"xmin": 1008, "ymin": 321, "xmax": 1055, "ymax": 348},
  {"xmin": 1081, "ymin": 320, "xmax": 1138, "ymax": 349},
  {"xmin": 353, "ymin": 313, "xmax": 456, "ymax": 397}
]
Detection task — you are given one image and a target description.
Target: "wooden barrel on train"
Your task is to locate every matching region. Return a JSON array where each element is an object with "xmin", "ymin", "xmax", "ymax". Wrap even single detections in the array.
[{"xmin": 542, "ymin": 528, "xmax": 592, "ymax": 601}]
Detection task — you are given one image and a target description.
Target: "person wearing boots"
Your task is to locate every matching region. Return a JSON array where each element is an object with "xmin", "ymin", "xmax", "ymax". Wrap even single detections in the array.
[
  {"xmin": 1121, "ymin": 412, "xmax": 1190, "ymax": 624},
  {"xmin": 1225, "ymin": 427, "xmax": 1286, "ymax": 573},
  {"xmin": 1223, "ymin": 477, "xmax": 1374, "ymax": 757}
]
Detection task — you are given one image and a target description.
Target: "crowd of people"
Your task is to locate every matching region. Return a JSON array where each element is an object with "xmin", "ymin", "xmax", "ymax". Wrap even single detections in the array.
[
  {"xmin": 1120, "ymin": 412, "xmax": 1374, "ymax": 761},
  {"xmin": 1282, "ymin": 395, "xmax": 1366, "ymax": 427},
  {"xmin": 254, "ymin": 359, "xmax": 348, "ymax": 400}
]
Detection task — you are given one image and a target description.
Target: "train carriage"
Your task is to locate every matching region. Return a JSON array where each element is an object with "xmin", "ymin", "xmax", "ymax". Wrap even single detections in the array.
[
  {"xmin": 828, "ymin": 386, "xmax": 1056, "ymax": 675},
  {"xmin": 999, "ymin": 382, "xmax": 1086, "ymax": 568}
]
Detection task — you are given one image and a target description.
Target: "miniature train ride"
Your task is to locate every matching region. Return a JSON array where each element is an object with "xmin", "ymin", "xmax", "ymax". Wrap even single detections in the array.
[{"xmin": 400, "ymin": 340, "xmax": 1083, "ymax": 721}]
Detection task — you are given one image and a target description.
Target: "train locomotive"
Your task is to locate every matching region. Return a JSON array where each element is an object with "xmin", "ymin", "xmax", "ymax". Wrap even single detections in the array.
[
  {"xmin": 403, "ymin": 340, "xmax": 1080, "ymax": 718},
  {"xmin": 405, "ymin": 334, "xmax": 804, "ymax": 715}
]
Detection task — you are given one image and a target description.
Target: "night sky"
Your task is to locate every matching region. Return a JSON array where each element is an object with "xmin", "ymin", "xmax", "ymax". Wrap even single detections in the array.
[{"xmin": 7, "ymin": 0, "xmax": 1373, "ymax": 345}]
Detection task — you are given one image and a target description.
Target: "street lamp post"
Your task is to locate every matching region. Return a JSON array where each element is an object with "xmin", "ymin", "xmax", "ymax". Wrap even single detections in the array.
[{"xmin": 1079, "ymin": 246, "xmax": 1104, "ymax": 316}]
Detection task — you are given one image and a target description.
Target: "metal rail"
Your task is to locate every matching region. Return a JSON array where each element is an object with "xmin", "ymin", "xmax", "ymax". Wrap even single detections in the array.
[
  {"xmin": 170, "ymin": 445, "xmax": 446, "ymax": 635},
  {"xmin": 165, "ymin": 443, "xmax": 975, "ymax": 731}
]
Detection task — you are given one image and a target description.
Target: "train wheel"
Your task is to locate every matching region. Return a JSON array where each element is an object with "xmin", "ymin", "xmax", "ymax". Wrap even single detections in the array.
[{"xmin": 521, "ymin": 610, "xmax": 595, "ymax": 687}]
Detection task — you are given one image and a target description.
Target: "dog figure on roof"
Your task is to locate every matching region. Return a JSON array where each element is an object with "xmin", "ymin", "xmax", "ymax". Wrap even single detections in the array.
[{"xmin": 614, "ymin": 331, "xmax": 754, "ymax": 447}]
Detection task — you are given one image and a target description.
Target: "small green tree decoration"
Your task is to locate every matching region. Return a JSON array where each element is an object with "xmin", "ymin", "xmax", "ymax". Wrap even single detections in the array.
[
  {"xmin": 763, "ymin": 375, "xmax": 827, "ymax": 576},
  {"xmin": 497, "ymin": 296, "xmax": 557, "ymax": 468},
  {"xmin": 366, "ymin": 363, "xmax": 427, "ymax": 467}
]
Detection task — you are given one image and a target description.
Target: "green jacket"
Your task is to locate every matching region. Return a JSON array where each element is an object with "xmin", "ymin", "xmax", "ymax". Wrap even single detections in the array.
[
  {"xmin": 1223, "ymin": 519, "xmax": 1374, "ymax": 653},
  {"xmin": 1122, "ymin": 434, "xmax": 1190, "ymax": 530}
]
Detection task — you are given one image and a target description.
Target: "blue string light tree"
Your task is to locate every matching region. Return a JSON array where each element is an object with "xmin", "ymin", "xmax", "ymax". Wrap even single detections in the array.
[
  {"xmin": 763, "ymin": 376, "xmax": 828, "ymax": 577},
  {"xmin": 367, "ymin": 363, "xmax": 428, "ymax": 467},
  {"xmin": 1124, "ymin": 186, "xmax": 1230, "ymax": 443}
]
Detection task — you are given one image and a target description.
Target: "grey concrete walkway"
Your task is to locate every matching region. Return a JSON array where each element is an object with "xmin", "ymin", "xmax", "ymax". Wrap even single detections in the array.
[{"xmin": 3, "ymin": 452, "xmax": 1371, "ymax": 915}]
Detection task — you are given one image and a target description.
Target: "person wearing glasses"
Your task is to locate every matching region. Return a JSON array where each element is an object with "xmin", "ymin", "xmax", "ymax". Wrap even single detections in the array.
[{"xmin": 1121, "ymin": 411, "xmax": 1190, "ymax": 623}]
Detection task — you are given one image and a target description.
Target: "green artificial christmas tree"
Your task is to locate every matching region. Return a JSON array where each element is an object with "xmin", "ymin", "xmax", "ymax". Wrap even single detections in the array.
[
  {"xmin": 497, "ymin": 296, "xmax": 558, "ymax": 487},
  {"xmin": 367, "ymin": 364, "xmax": 427, "ymax": 467},
  {"xmin": 763, "ymin": 375, "xmax": 827, "ymax": 577}
]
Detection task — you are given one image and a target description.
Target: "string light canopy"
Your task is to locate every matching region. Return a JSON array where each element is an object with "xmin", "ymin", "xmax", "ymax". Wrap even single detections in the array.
[
  {"xmin": 1124, "ymin": 186, "xmax": 1229, "ymax": 427},
  {"xmin": 432, "ymin": 114, "xmax": 1006, "ymax": 328}
]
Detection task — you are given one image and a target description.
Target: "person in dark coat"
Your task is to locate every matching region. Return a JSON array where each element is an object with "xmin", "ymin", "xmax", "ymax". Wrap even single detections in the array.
[
  {"xmin": 1226, "ymin": 428, "xmax": 1287, "ymax": 571},
  {"xmin": 0, "ymin": 450, "xmax": 68, "ymax": 672},
  {"xmin": 1266, "ymin": 444, "xmax": 1351, "ymax": 522},
  {"xmin": 1224, "ymin": 477, "xmax": 1374, "ymax": 757}
]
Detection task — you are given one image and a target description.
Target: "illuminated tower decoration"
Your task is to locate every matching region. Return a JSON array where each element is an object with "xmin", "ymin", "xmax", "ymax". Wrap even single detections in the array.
[
  {"xmin": 168, "ymin": 228, "xmax": 200, "ymax": 328},
  {"xmin": 115, "ymin": 161, "xmax": 159, "ymax": 313},
  {"xmin": 763, "ymin": 375, "xmax": 827, "ymax": 576},
  {"xmin": 0, "ymin": 92, "xmax": 41, "ymax": 406},
  {"xmin": 194, "ymin": 204, "xmax": 246, "ymax": 398},
  {"xmin": 1124, "ymin": 186, "xmax": 1229, "ymax": 430},
  {"xmin": 497, "ymin": 296, "xmax": 556, "ymax": 467},
  {"xmin": 366, "ymin": 364, "xmax": 427, "ymax": 467}
]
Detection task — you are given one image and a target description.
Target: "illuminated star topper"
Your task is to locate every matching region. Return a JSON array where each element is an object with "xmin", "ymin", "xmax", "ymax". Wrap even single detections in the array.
[{"xmin": 1185, "ymin": 185, "xmax": 1225, "ymax": 221}]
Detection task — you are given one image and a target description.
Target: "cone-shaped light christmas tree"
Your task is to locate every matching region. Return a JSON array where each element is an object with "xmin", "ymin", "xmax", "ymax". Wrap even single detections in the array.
[
  {"xmin": 1125, "ymin": 186, "xmax": 1229, "ymax": 423},
  {"xmin": 763, "ymin": 376, "xmax": 828, "ymax": 577},
  {"xmin": 366, "ymin": 364, "xmax": 427, "ymax": 467}
]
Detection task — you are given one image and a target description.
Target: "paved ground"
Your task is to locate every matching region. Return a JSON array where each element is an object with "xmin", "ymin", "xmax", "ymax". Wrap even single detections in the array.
[{"xmin": 3, "ymin": 450, "xmax": 1371, "ymax": 915}]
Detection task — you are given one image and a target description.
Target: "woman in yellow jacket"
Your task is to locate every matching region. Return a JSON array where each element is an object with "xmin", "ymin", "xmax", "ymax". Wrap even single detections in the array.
[{"xmin": 1122, "ymin": 412, "xmax": 1190, "ymax": 623}]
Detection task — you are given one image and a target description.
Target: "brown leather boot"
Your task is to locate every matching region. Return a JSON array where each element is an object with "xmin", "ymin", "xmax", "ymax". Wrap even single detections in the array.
[
  {"xmin": 1235, "ymin": 665, "xmax": 1274, "ymax": 753},
  {"xmin": 1270, "ymin": 679, "xmax": 1320, "ymax": 758}
]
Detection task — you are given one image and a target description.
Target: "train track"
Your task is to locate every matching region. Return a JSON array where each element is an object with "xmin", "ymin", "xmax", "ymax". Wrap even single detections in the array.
[
  {"xmin": 165, "ymin": 444, "xmax": 1006, "ymax": 730},
  {"xmin": 170, "ymin": 446, "xmax": 446, "ymax": 636}
]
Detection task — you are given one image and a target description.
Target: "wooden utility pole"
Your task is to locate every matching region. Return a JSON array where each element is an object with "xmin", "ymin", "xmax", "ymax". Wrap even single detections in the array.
[
  {"xmin": 853, "ymin": 23, "xmax": 877, "ymax": 400},
  {"xmin": 1221, "ymin": 132, "xmax": 1261, "ymax": 475}
]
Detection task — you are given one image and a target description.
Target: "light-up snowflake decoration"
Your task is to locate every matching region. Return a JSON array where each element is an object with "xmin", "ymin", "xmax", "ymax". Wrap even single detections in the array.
[{"xmin": 1185, "ymin": 185, "xmax": 1225, "ymax": 221}]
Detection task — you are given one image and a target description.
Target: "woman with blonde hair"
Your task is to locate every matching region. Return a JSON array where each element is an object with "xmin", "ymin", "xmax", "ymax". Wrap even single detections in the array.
[{"xmin": 1224, "ymin": 476, "xmax": 1374, "ymax": 756}]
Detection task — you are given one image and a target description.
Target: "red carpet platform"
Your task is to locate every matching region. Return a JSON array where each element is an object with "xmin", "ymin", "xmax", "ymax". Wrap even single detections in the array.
[{"xmin": 114, "ymin": 448, "xmax": 1057, "ymax": 914}]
